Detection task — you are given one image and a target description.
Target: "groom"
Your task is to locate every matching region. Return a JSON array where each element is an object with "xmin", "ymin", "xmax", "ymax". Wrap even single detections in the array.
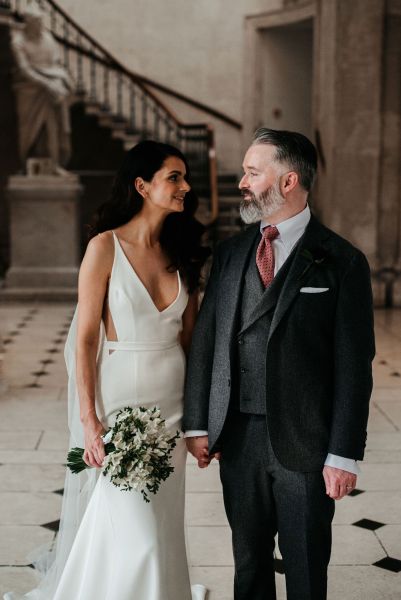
[{"xmin": 183, "ymin": 128, "xmax": 375, "ymax": 600}]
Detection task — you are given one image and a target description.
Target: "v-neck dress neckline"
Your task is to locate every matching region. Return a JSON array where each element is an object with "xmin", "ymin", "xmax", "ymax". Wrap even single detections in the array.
[{"xmin": 112, "ymin": 231, "xmax": 181, "ymax": 314}]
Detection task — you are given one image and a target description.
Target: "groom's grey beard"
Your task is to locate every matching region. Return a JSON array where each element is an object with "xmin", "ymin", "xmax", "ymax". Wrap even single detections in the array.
[{"xmin": 239, "ymin": 183, "xmax": 286, "ymax": 224}]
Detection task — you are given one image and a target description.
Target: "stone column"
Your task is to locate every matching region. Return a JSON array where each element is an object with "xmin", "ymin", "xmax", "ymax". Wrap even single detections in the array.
[
  {"xmin": 314, "ymin": 0, "xmax": 386, "ymax": 304},
  {"xmin": 382, "ymin": 13, "xmax": 401, "ymax": 307},
  {"xmin": 1, "ymin": 174, "xmax": 82, "ymax": 301}
]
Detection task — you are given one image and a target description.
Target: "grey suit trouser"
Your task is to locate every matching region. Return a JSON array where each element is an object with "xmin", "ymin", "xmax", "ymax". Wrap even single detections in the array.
[{"xmin": 219, "ymin": 411, "xmax": 335, "ymax": 600}]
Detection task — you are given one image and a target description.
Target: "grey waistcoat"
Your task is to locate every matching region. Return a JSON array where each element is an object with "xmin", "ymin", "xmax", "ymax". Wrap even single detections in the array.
[{"xmin": 232, "ymin": 236, "xmax": 296, "ymax": 414}]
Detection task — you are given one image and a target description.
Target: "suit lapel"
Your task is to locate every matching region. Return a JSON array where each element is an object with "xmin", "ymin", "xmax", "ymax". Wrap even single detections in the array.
[
  {"xmin": 219, "ymin": 224, "xmax": 259, "ymax": 341},
  {"xmin": 238, "ymin": 251, "xmax": 294, "ymax": 335},
  {"xmin": 268, "ymin": 215, "xmax": 330, "ymax": 342}
]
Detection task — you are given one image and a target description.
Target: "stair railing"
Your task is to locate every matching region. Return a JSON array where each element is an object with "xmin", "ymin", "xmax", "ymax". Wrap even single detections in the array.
[{"xmin": 3, "ymin": 0, "xmax": 225, "ymax": 225}]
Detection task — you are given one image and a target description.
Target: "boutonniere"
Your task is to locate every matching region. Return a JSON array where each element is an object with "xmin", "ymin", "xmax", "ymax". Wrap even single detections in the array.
[{"xmin": 298, "ymin": 248, "xmax": 331, "ymax": 281}]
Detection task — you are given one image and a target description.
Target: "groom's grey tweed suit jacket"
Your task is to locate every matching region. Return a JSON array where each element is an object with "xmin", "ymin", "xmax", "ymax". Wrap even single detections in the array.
[{"xmin": 183, "ymin": 215, "xmax": 375, "ymax": 472}]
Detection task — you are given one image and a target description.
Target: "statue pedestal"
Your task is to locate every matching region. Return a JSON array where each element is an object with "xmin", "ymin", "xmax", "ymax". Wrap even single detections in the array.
[{"xmin": 1, "ymin": 174, "xmax": 82, "ymax": 301}]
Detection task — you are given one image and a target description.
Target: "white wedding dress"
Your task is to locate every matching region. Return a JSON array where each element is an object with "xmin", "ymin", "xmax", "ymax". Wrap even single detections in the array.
[{"xmin": 5, "ymin": 232, "xmax": 206, "ymax": 600}]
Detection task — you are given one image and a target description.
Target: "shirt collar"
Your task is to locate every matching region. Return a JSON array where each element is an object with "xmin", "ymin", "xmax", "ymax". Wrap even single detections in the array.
[{"xmin": 260, "ymin": 204, "xmax": 311, "ymax": 252}]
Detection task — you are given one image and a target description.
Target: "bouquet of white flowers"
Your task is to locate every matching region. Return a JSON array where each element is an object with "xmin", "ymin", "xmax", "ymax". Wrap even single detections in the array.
[{"xmin": 67, "ymin": 406, "xmax": 180, "ymax": 502}]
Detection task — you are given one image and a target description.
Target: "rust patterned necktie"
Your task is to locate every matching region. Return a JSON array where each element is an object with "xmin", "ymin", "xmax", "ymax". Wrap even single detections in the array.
[{"xmin": 256, "ymin": 225, "xmax": 279, "ymax": 287}]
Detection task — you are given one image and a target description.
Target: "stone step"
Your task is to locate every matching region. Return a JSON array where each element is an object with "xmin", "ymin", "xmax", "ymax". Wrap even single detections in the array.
[
  {"xmin": 84, "ymin": 101, "xmax": 106, "ymax": 116},
  {"xmin": 0, "ymin": 287, "xmax": 77, "ymax": 302},
  {"xmin": 218, "ymin": 195, "xmax": 239, "ymax": 206},
  {"xmin": 111, "ymin": 129, "xmax": 141, "ymax": 146},
  {"xmin": 97, "ymin": 114, "xmax": 128, "ymax": 130},
  {"xmin": 218, "ymin": 173, "xmax": 239, "ymax": 184},
  {"xmin": 218, "ymin": 182, "xmax": 239, "ymax": 196}
]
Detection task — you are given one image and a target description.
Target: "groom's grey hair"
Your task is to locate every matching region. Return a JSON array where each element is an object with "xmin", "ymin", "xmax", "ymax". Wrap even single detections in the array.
[{"xmin": 252, "ymin": 127, "xmax": 317, "ymax": 192}]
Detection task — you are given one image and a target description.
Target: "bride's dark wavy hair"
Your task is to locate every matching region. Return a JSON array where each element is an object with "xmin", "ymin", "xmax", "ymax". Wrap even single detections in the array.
[{"xmin": 88, "ymin": 140, "xmax": 210, "ymax": 293}]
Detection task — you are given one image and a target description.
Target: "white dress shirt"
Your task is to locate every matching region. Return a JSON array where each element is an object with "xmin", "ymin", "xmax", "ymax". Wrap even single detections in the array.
[{"xmin": 186, "ymin": 205, "xmax": 359, "ymax": 475}]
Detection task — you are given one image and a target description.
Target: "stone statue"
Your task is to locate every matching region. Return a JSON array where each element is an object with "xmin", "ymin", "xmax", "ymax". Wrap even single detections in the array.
[{"xmin": 11, "ymin": 4, "xmax": 73, "ymax": 172}]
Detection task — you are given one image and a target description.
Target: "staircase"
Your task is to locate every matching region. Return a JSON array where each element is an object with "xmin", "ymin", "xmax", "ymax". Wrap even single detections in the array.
[
  {"xmin": 0, "ymin": 0, "xmax": 243, "ymax": 269},
  {"xmin": 216, "ymin": 174, "xmax": 244, "ymax": 240}
]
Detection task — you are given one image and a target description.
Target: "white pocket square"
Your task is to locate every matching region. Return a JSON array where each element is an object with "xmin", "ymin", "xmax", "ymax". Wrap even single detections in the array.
[{"xmin": 300, "ymin": 287, "xmax": 329, "ymax": 293}]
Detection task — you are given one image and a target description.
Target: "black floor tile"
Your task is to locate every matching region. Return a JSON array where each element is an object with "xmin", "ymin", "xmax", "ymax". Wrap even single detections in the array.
[
  {"xmin": 373, "ymin": 557, "xmax": 401, "ymax": 573},
  {"xmin": 353, "ymin": 518, "xmax": 385, "ymax": 531},
  {"xmin": 41, "ymin": 520, "xmax": 60, "ymax": 532},
  {"xmin": 0, "ymin": 563, "xmax": 36, "ymax": 569},
  {"xmin": 348, "ymin": 488, "xmax": 365, "ymax": 497}
]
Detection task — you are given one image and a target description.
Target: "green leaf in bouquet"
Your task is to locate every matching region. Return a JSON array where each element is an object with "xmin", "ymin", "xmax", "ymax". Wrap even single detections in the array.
[
  {"xmin": 66, "ymin": 442, "xmax": 115, "ymax": 474},
  {"xmin": 66, "ymin": 447, "xmax": 87, "ymax": 474}
]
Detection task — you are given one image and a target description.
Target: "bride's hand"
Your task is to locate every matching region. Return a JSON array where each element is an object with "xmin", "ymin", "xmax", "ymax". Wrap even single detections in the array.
[{"xmin": 83, "ymin": 414, "xmax": 106, "ymax": 468}]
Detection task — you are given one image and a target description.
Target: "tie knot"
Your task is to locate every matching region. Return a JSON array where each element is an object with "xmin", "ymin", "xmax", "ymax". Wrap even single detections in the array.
[{"xmin": 262, "ymin": 225, "xmax": 279, "ymax": 241}]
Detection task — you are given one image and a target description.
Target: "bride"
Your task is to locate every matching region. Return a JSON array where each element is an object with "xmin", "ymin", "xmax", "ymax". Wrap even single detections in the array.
[{"xmin": 5, "ymin": 141, "xmax": 209, "ymax": 600}]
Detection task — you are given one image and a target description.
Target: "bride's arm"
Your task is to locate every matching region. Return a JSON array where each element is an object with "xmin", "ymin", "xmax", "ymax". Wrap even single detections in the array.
[
  {"xmin": 180, "ymin": 290, "xmax": 199, "ymax": 357},
  {"xmin": 76, "ymin": 233, "xmax": 113, "ymax": 468}
]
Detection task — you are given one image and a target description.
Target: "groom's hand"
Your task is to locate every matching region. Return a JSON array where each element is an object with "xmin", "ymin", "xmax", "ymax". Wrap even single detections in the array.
[
  {"xmin": 323, "ymin": 465, "xmax": 357, "ymax": 500},
  {"xmin": 186, "ymin": 435, "xmax": 212, "ymax": 468}
]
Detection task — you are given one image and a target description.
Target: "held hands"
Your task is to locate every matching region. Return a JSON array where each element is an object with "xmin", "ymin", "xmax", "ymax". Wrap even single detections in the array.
[
  {"xmin": 82, "ymin": 412, "xmax": 106, "ymax": 468},
  {"xmin": 185, "ymin": 435, "xmax": 221, "ymax": 468},
  {"xmin": 323, "ymin": 465, "xmax": 357, "ymax": 500}
]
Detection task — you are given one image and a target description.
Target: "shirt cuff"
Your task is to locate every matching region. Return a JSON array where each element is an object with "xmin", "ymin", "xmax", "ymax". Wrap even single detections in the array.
[
  {"xmin": 184, "ymin": 430, "xmax": 208, "ymax": 438},
  {"xmin": 324, "ymin": 453, "xmax": 361, "ymax": 475}
]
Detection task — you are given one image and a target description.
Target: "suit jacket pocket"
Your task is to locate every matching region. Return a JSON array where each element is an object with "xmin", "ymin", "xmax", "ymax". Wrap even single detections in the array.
[{"xmin": 299, "ymin": 287, "xmax": 329, "ymax": 293}]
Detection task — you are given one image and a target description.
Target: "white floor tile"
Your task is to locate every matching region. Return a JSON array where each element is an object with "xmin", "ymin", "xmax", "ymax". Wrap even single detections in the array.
[
  {"xmin": 376, "ymin": 524, "xmax": 401, "ymax": 557},
  {"xmin": 0, "ymin": 525, "xmax": 53, "ymax": 565},
  {"xmin": 328, "ymin": 565, "xmax": 401, "ymax": 599},
  {"xmin": 0, "ymin": 431, "xmax": 42, "ymax": 451},
  {"xmin": 185, "ymin": 492, "xmax": 229, "ymax": 527},
  {"xmin": 0, "ymin": 492, "xmax": 61, "ymax": 525},
  {"xmin": 0, "ymin": 464, "xmax": 65, "ymax": 492},
  {"xmin": 331, "ymin": 525, "xmax": 385, "ymax": 565},
  {"xmin": 333, "ymin": 491, "xmax": 401, "ymax": 525},
  {"xmin": 0, "ymin": 567, "xmax": 39, "ymax": 597},
  {"xmin": 187, "ymin": 526, "xmax": 233, "ymax": 567}
]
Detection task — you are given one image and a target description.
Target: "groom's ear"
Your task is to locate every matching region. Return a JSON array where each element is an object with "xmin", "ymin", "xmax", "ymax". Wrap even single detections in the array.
[{"xmin": 280, "ymin": 171, "xmax": 298, "ymax": 195}]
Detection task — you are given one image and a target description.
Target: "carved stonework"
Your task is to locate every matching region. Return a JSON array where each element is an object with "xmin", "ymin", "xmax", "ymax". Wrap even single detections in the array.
[{"xmin": 11, "ymin": 4, "xmax": 73, "ymax": 172}]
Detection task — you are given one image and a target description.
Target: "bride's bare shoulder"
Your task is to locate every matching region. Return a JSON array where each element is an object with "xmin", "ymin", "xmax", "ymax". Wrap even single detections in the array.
[{"xmin": 82, "ymin": 230, "xmax": 115, "ymax": 268}]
